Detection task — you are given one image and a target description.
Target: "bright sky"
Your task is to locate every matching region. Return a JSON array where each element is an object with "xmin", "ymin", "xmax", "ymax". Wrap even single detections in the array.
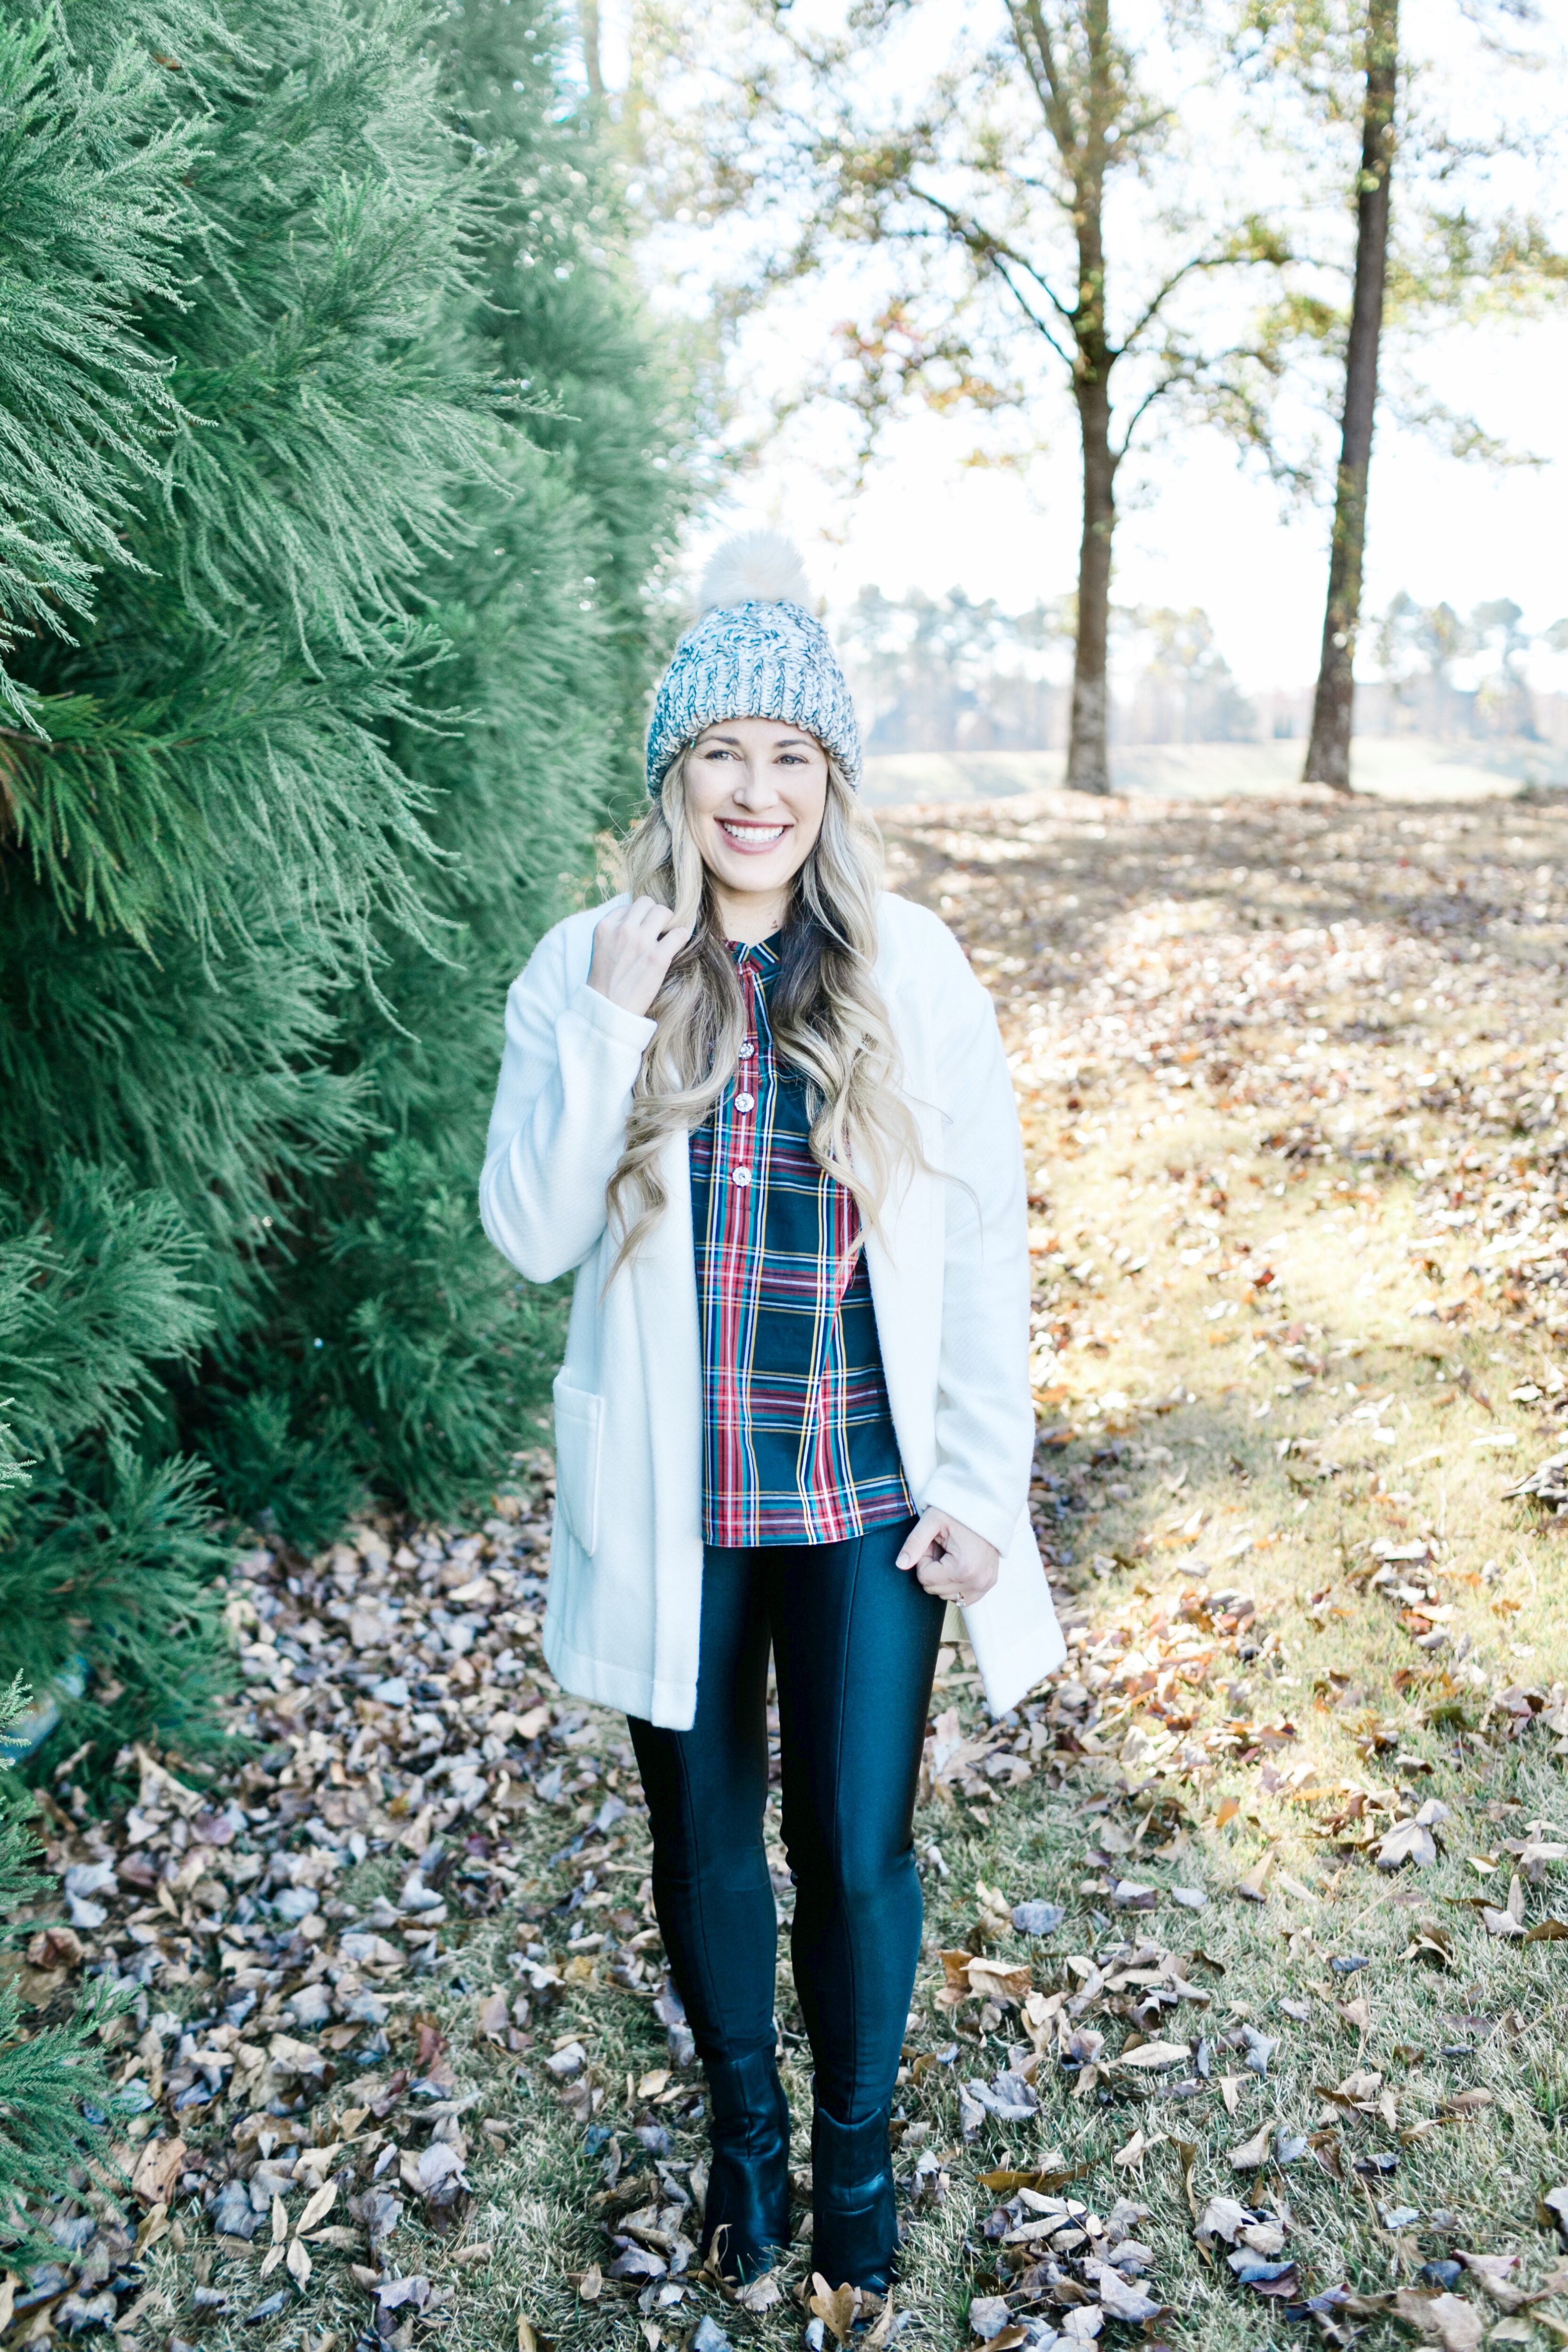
[{"xmin": 632, "ymin": 0, "xmax": 1568, "ymax": 698}]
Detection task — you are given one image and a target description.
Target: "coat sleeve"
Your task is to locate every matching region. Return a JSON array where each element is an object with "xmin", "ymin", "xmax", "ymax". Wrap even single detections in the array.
[
  {"xmin": 917, "ymin": 933, "xmax": 1034, "ymax": 1557},
  {"xmin": 478, "ymin": 919, "xmax": 657, "ymax": 1285}
]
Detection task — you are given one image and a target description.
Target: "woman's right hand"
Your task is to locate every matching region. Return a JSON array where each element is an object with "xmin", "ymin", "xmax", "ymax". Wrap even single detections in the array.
[{"xmin": 587, "ymin": 897, "xmax": 692, "ymax": 1018}]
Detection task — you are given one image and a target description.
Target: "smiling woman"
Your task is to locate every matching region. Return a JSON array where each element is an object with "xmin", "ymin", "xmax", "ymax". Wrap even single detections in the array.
[
  {"xmin": 478, "ymin": 532, "xmax": 1063, "ymax": 2296},
  {"xmin": 681, "ymin": 717, "xmax": 829, "ymax": 934}
]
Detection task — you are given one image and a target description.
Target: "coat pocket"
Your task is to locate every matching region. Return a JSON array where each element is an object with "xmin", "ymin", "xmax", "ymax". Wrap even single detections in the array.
[{"xmin": 551, "ymin": 1373, "xmax": 604, "ymax": 1556}]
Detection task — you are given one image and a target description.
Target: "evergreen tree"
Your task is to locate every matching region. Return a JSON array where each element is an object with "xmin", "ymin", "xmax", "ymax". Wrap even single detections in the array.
[
  {"xmin": 0, "ymin": 1682, "xmax": 119, "ymax": 2257},
  {"xmin": 0, "ymin": 0, "xmax": 678, "ymax": 1776}
]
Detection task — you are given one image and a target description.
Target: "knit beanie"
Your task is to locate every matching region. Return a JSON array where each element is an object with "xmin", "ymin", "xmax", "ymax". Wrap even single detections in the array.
[{"xmin": 645, "ymin": 532, "xmax": 861, "ymax": 795}]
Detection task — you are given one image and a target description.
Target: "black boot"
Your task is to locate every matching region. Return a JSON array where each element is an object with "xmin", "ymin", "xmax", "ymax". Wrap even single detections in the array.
[
  {"xmin": 810, "ymin": 2104, "xmax": 898, "ymax": 2294},
  {"xmin": 700, "ymin": 2047, "xmax": 792, "ymax": 2281}
]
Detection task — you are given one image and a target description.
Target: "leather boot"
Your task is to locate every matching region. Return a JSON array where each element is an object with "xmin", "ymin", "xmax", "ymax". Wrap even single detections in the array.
[
  {"xmin": 700, "ymin": 2047, "xmax": 792, "ymax": 2280},
  {"xmin": 809, "ymin": 2103, "xmax": 898, "ymax": 2294}
]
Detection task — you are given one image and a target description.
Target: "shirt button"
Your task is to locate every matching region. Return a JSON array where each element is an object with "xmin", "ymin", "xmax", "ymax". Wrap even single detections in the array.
[
  {"xmin": 732, "ymin": 1167, "xmax": 753, "ymax": 1187},
  {"xmin": 734, "ymin": 1092, "xmax": 755, "ymax": 1113},
  {"xmin": 738, "ymin": 1041, "xmax": 756, "ymax": 1059}
]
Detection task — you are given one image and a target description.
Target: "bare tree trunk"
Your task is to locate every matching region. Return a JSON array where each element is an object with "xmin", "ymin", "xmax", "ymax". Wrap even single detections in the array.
[
  {"xmin": 1067, "ymin": 374, "xmax": 1115, "ymax": 793},
  {"xmin": 1304, "ymin": 0, "xmax": 1398, "ymax": 793}
]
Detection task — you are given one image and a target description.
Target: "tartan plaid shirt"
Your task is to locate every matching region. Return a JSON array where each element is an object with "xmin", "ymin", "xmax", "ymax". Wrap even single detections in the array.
[{"xmin": 688, "ymin": 936, "xmax": 912, "ymax": 1548}]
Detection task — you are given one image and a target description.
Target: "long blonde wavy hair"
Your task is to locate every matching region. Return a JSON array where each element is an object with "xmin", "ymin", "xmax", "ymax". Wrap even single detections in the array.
[{"xmin": 604, "ymin": 747, "xmax": 921, "ymax": 1269}]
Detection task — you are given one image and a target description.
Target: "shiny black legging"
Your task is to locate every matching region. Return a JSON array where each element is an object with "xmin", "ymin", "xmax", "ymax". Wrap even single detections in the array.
[{"xmin": 628, "ymin": 1518, "xmax": 944, "ymax": 2129}]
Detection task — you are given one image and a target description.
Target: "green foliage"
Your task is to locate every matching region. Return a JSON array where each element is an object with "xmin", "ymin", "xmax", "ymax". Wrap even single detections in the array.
[
  {"xmin": 0, "ymin": 1683, "xmax": 122, "ymax": 2257},
  {"xmin": 0, "ymin": 0, "xmax": 679, "ymax": 1760}
]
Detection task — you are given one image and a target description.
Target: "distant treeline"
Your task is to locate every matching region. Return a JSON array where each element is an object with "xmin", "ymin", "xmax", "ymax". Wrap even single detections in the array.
[{"xmin": 841, "ymin": 588, "xmax": 1568, "ymax": 752}]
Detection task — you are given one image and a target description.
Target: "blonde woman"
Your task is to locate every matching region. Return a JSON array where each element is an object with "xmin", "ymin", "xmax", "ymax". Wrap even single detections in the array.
[{"xmin": 480, "ymin": 535, "xmax": 1063, "ymax": 2293}]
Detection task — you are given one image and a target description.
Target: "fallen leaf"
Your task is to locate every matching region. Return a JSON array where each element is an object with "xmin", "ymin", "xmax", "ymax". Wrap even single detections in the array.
[
  {"xmin": 1118, "ymin": 2041, "xmax": 1191, "ymax": 2071},
  {"xmin": 1378, "ymin": 1818, "xmax": 1439, "ymax": 1871},
  {"xmin": 1390, "ymin": 2288, "xmax": 1485, "ymax": 2350},
  {"xmin": 735, "ymin": 2274, "xmax": 782, "ymax": 2315},
  {"xmin": 809, "ymin": 2275, "xmax": 861, "ymax": 2345},
  {"xmin": 1229, "ymin": 2123, "xmax": 1273, "ymax": 2169},
  {"xmin": 1456, "ymin": 2252, "xmax": 1526, "ymax": 2312},
  {"xmin": 1482, "ymin": 1875, "xmax": 1527, "ymax": 1938},
  {"xmin": 134, "ymin": 2204, "xmax": 169, "ymax": 2257},
  {"xmin": 1197, "ymin": 2196, "xmax": 1251, "ymax": 2247},
  {"xmin": 1235, "ymin": 1851, "xmax": 1275, "ymax": 1902},
  {"xmin": 297, "ymin": 2181, "xmax": 338, "ymax": 2234},
  {"xmin": 131, "ymin": 2136, "xmax": 186, "ymax": 2206},
  {"xmin": 1093, "ymin": 2265, "xmax": 1162, "ymax": 2322},
  {"xmin": 967, "ymin": 1957, "xmax": 1033, "ymax": 2007},
  {"xmin": 1540, "ymin": 2185, "xmax": 1568, "ymax": 2244}
]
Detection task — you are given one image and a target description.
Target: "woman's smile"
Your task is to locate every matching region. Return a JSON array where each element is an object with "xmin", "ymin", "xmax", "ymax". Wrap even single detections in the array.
[{"xmin": 717, "ymin": 816, "xmax": 789, "ymax": 850}]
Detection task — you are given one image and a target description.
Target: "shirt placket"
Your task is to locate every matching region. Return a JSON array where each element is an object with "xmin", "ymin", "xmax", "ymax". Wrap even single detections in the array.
[{"xmin": 710, "ymin": 955, "xmax": 767, "ymax": 1542}]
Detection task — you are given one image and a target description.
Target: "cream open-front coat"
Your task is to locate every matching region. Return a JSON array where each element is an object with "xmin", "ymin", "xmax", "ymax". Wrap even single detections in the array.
[{"xmin": 479, "ymin": 889, "xmax": 1065, "ymax": 1729}]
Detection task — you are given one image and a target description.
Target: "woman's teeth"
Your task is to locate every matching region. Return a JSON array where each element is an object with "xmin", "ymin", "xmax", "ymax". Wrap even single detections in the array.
[{"xmin": 719, "ymin": 821, "xmax": 786, "ymax": 847}]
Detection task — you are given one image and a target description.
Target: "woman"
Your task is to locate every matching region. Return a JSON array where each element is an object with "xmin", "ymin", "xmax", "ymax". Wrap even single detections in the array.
[{"xmin": 480, "ymin": 534, "xmax": 1063, "ymax": 2293}]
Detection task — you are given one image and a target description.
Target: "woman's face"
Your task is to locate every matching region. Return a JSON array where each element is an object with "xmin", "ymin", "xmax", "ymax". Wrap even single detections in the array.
[{"xmin": 681, "ymin": 716, "xmax": 829, "ymax": 913}]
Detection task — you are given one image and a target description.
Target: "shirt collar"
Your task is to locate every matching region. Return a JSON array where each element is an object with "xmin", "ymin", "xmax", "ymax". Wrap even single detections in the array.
[{"xmin": 729, "ymin": 933, "xmax": 782, "ymax": 974}]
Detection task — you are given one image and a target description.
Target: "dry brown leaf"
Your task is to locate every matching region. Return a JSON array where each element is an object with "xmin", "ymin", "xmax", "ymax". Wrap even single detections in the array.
[
  {"xmin": 517, "ymin": 2318, "xmax": 540, "ymax": 2352},
  {"xmin": 735, "ymin": 2273, "xmax": 783, "ymax": 2314},
  {"xmin": 1482, "ymin": 1875, "xmax": 1527, "ymax": 1938},
  {"xmin": 1112, "ymin": 2129, "xmax": 1146, "ymax": 2167},
  {"xmin": 1378, "ymin": 1817, "xmax": 1438, "ymax": 1871},
  {"xmin": 1172, "ymin": 2138, "xmax": 1200, "ymax": 2225},
  {"xmin": 967, "ymin": 1957, "xmax": 1032, "ymax": 2007},
  {"xmin": 477, "ymin": 1989, "xmax": 510, "ymax": 2042},
  {"xmin": 1229, "ymin": 2123, "xmax": 1273, "ymax": 2169},
  {"xmin": 0, "ymin": 2277, "xmax": 15, "ymax": 2335},
  {"xmin": 297, "ymin": 2181, "xmax": 338, "ymax": 2235},
  {"xmin": 1235, "ymin": 1850, "xmax": 1275, "ymax": 1902},
  {"xmin": 1455, "ymin": 2253, "xmax": 1525, "ymax": 2312},
  {"xmin": 1118, "ymin": 2041, "xmax": 1191, "ymax": 2071},
  {"xmin": 133, "ymin": 2204, "xmax": 169, "ymax": 2257},
  {"xmin": 1197, "ymin": 2196, "xmax": 1250, "ymax": 2246},
  {"xmin": 130, "ymin": 2134, "xmax": 186, "ymax": 2206},
  {"xmin": 1390, "ymin": 2288, "xmax": 1486, "ymax": 2350},
  {"xmin": 809, "ymin": 2274, "xmax": 861, "ymax": 2345}
]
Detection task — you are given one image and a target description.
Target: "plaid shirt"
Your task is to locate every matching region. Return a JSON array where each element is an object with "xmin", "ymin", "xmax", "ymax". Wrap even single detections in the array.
[{"xmin": 689, "ymin": 936, "xmax": 912, "ymax": 1548}]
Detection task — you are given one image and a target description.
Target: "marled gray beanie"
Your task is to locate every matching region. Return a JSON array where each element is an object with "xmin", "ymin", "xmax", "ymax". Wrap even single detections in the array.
[{"xmin": 645, "ymin": 532, "xmax": 861, "ymax": 794}]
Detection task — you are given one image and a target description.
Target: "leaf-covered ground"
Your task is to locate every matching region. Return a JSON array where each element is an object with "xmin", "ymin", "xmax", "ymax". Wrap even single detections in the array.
[{"xmin": 7, "ymin": 787, "xmax": 1568, "ymax": 2352}]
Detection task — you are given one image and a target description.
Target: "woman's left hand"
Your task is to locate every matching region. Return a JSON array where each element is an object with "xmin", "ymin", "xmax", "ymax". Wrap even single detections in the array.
[{"xmin": 895, "ymin": 1509, "xmax": 999, "ymax": 1605}]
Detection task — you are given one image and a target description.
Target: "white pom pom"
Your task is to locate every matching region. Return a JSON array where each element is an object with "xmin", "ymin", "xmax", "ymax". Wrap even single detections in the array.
[{"xmin": 698, "ymin": 530, "xmax": 812, "ymax": 614}]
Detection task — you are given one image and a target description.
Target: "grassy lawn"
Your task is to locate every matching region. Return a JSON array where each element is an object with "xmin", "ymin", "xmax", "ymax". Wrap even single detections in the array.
[{"xmin": 42, "ymin": 787, "xmax": 1568, "ymax": 2352}]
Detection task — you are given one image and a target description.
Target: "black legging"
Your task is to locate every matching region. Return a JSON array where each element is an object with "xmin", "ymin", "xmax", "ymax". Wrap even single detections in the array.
[{"xmin": 628, "ymin": 1517, "xmax": 944, "ymax": 2129}]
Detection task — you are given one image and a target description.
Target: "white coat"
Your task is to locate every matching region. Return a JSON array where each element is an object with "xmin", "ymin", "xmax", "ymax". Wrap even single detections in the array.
[{"xmin": 479, "ymin": 890, "xmax": 1065, "ymax": 1728}]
